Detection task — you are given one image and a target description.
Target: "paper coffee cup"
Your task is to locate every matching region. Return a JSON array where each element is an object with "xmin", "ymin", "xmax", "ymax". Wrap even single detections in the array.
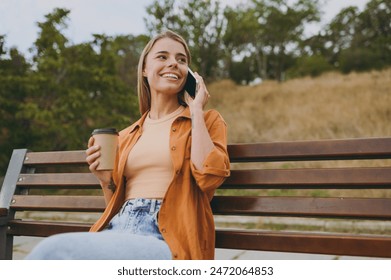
[{"xmin": 91, "ymin": 128, "xmax": 118, "ymax": 170}]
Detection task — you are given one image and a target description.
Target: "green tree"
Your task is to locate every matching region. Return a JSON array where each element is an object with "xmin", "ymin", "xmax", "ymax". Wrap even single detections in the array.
[
  {"xmin": 13, "ymin": 8, "xmax": 139, "ymax": 152},
  {"xmin": 323, "ymin": 6, "xmax": 361, "ymax": 66},
  {"xmin": 223, "ymin": 5, "xmax": 263, "ymax": 82},
  {"xmin": 0, "ymin": 44, "xmax": 31, "ymax": 175},
  {"xmin": 314, "ymin": 0, "xmax": 390, "ymax": 73},
  {"xmin": 223, "ymin": 0, "xmax": 321, "ymax": 82},
  {"xmin": 353, "ymin": 0, "xmax": 391, "ymax": 69},
  {"xmin": 145, "ymin": 0, "xmax": 225, "ymax": 80}
]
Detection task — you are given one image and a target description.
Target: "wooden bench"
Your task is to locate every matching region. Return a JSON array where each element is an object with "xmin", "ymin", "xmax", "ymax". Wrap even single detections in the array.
[{"xmin": 1, "ymin": 137, "xmax": 391, "ymax": 259}]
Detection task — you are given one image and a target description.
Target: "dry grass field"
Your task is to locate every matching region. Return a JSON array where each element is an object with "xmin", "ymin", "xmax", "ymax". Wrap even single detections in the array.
[
  {"xmin": 207, "ymin": 68, "xmax": 391, "ymax": 144},
  {"xmin": 208, "ymin": 68, "xmax": 391, "ymax": 200}
]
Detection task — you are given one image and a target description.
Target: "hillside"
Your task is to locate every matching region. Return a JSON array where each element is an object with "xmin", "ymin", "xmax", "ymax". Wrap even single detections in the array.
[{"xmin": 207, "ymin": 69, "xmax": 391, "ymax": 144}]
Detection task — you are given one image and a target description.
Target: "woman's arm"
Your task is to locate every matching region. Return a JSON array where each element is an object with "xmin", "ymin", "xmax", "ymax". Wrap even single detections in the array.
[
  {"xmin": 185, "ymin": 73, "xmax": 214, "ymax": 170},
  {"xmin": 190, "ymin": 107, "xmax": 215, "ymax": 170}
]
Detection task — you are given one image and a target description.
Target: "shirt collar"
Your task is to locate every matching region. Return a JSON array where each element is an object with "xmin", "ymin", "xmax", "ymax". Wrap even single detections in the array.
[{"xmin": 127, "ymin": 106, "xmax": 191, "ymax": 134}]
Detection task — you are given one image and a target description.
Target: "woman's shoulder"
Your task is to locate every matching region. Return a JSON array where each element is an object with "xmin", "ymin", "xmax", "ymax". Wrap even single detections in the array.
[
  {"xmin": 204, "ymin": 109, "xmax": 226, "ymax": 124},
  {"xmin": 118, "ymin": 111, "xmax": 149, "ymax": 138},
  {"xmin": 117, "ymin": 116, "xmax": 144, "ymax": 138}
]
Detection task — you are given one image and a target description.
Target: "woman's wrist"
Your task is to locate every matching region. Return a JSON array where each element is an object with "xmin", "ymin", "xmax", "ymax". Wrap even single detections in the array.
[{"xmin": 101, "ymin": 177, "xmax": 116, "ymax": 193}]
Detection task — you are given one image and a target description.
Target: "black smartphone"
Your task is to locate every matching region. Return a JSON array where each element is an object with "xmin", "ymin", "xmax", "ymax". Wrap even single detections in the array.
[{"xmin": 184, "ymin": 68, "xmax": 197, "ymax": 98}]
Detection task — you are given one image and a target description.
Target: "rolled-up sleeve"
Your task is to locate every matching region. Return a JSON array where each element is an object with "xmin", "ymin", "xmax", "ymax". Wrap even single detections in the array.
[{"xmin": 190, "ymin": 111, "xmax": 230, "ymax": 194}]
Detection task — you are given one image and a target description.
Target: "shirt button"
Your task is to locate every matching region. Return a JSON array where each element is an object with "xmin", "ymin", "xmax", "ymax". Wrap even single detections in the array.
[
  {"xmin": 173, "ymin": 253, "xmax": 178, "ymax": 258},
  {"xmin": 172, "ymin": 127, "xmax": 176, "ymax": 132},
  {"xmin": 176, "ymin": 170, "xmax": 180, "ymax": 175},
  {"xmin": 171, "ymin": 146, "xmax": 176, "ymax": 151},
  {"xmin": 161, "ymin": 228, "xmax": 166, "ymax": 233}
]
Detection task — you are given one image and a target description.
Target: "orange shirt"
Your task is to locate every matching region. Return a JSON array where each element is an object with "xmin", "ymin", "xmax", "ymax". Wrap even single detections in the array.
[{"xmin": 90, "ymin": 107, "xmax": 230, "ymax": 259}]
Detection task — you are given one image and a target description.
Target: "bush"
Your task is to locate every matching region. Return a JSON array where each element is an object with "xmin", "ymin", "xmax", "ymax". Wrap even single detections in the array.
[
  {"xmin": 288, "ymin": 55, "xmax": 333, "ymax": 78},
  {"xmin": 339, "ymin": 48, "xmax": 384, "ymax": 73}
]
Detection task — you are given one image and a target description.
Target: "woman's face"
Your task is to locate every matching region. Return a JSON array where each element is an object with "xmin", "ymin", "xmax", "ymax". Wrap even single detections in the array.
[{"xmin": 143, "ymin": 37, "xmax": 189, "ymax": 97}]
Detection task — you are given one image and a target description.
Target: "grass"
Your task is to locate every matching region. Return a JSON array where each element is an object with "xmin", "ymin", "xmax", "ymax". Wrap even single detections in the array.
[{"xmin": 207, "ymin": 68, "xmax": 391, "ymax": 144}]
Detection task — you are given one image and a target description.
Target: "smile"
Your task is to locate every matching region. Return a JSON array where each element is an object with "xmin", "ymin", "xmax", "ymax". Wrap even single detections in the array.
[{"xmin": 161, "ymin": 73, "xmax": 179, "ymax": 80}]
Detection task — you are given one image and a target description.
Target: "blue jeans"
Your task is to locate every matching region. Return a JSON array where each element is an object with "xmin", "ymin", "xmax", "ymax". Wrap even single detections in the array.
[{"xmin": 25, "ymin": 198, "xmax": 172, "ymax": 260}]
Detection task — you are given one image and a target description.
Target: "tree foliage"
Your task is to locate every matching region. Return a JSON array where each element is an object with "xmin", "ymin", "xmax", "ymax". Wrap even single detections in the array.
[
  {"xmin": 0, "ymin": 8, "xmax": 141, "ymax": 175},
  {"xmin": 303, "ymin": 0, "xmax": 390, "ymax": 74},
  {"xmin": 1, "ymin": 1, "xmax": 390, "ymax": 176}
]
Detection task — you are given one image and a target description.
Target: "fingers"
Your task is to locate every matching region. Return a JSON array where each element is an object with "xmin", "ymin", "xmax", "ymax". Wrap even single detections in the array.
[
  {"xmin": 85, "ymin": 137, "xmax": 112, "ymax": 184},
  {"xmin": 192, "ymin": 72, "xmax": 210, "ymax": 106},
  {"xmin": 88, "ymin": 158, "xmax": 100, "ymax": 172},
  {"xmin": 86, "ymin": 139, "xmax": 101, "ymax": 172},
  {"xmin": 87, "ymin": 137, "xmax": 95, "ymax": 148},
  {"xmin": 184, "ymin": 92, "xmax": 192, "ymax": 106}
]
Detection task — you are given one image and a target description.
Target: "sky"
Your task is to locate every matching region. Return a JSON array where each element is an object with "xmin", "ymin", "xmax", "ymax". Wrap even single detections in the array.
[{"xmin": 0, "ymin": 0, "xmax": 370, "ymax": 56}]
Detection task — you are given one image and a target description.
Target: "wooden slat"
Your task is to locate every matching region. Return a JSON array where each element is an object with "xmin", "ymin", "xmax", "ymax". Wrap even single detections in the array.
[
  {"xmin": 211, "ymin": 196, "xmax": 391, "ymax": 219},
  {"xmin": 23, "ymin": 137, "xmax": 391, "ymax": 166},
  {"xmin": 8, "ymin": 220, "xmax": 91, "ymax": 237},
  {"xmin": 222, "ymin": 167, "xmax": 391, "ymax": 189},
  {"xmin": 24, "ymin": 150, "xmax": 87, "ymax": 165},
  {"xmin": 16, "ymin": 173, "xmax": 100, "ymax": 188},
  {"xmin": 215, "ymin": 229, "xmax": 391, "ymax": 258},
  {"xmin": 7, "ymin": 220, "xmax": 391, "ymax": 258},
  {"xmin": 11, "ymin": 195, "xmax": 105, "ymax": 212},
  {"xmin": 228, "ymin": 138, "xmax": 391, "ymax": 162},
  {"xmin": 8, "ymin": 220, "xmax": 391, "ymax": 258}
]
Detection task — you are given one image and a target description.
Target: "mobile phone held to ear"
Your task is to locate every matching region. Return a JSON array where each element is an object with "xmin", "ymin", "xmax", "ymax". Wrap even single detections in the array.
[{"xmin": 184, "ymin": 68, "xmax": 197, "ymax": 98}]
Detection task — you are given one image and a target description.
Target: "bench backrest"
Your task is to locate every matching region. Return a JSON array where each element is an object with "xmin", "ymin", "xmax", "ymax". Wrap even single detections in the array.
[{"xmin": 1, "ymin": 137, "xmax": 391, "ymax": 259}]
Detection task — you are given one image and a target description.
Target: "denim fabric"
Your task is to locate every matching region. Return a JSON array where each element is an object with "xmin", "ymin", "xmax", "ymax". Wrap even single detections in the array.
[
  {"xmin": 25, "ymin": 198, "xmax": 171, "ymax": 260},
  {"xmin": 106, "ymin": 198, "xmax": 163, "ymax": 240}
]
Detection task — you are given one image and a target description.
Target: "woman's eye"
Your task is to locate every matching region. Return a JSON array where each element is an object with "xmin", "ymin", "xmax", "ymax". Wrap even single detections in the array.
[
  {"xmin": 158, "ymin": 55, "xmax": 167, "ymax": 60},
  {"xmin": 178, "ymin": 57, "xmax": 187, "ymax": 64}
]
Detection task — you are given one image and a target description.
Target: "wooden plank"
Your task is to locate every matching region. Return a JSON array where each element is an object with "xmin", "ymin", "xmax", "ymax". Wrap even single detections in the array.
[
  {"xmin": 24, "ymin": 150, "xmax": 87, "ymax": 166},
  {"xmin": 8, "ymin": 220, "xmax": 391, "ymax": 258},
  {"xmin": 222, "ymin": 167, "xmax": 391, "ymax": 189},
  {"xmin": 16, "ymin": 173, "xmax": 100, "ymax": 188},
  {"xmin": 211, "ymin": 196, "xmax": 391, "ymax": 219},
  {"xmin": 7, "ymin": 220, "xmax": 91, "ymax": 237},
  {"xmin": 10, "ymin": 195, "xmax": 105, "ymax": 212},
  {"xmin": 215, "ymin": 229, "xmax": 391, "ymax": 258},
  {"xmin": 10, "ymin": 221, "xmax": 391, "ymax": 258},
  {"xmin": 23, "ymin": 137, "xmax": 391, "ymax": 166},
  {"xmin": 228, "ymin": 138, "xmax": 391, "ymax": 162}
]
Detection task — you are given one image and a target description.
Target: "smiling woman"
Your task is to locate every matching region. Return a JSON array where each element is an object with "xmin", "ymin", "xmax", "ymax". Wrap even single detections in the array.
[
  {"xmin": 140, "ymin": 36, "xmax": 190, "ymax": 116},
  {"xmin": 25, "ymin": 30, "xmax": 230, "ymax": 260}
]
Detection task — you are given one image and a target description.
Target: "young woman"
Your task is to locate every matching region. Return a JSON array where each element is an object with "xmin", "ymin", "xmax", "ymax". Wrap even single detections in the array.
[{"xmin": 26, "ymin": 30, "xmax": 230, "ymax": 260}]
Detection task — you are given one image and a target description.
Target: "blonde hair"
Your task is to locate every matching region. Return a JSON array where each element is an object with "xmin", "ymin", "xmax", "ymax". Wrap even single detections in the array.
[{"xmin": 137, "ymin": 30, "xmax": 192, "ymax": 115}]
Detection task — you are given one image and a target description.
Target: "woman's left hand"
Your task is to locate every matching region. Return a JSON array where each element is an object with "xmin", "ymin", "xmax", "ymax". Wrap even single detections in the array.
[{"xmin": 184, "ymin": 72, "xmax": 210, "ymax": 111}]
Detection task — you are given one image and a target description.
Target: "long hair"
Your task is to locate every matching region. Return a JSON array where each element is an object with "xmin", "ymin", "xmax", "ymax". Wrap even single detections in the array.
[{"xmin": 137, "ymin": 30, "xmax": 192, "ymax": 115}]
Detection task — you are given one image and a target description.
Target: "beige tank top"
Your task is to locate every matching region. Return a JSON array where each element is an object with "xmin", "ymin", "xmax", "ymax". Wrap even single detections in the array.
[{"xmin": 124, "ymin": 106, "xmax": 185, "ymax": 199}]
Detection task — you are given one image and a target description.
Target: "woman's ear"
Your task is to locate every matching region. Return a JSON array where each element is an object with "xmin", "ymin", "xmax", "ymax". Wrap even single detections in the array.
[{"xmin": 142, "ymin": 70, "xmax": 147, "ymax": 77}]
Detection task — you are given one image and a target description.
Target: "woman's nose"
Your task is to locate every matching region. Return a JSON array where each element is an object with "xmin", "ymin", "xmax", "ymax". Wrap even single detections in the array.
[{"xmin": 167, "ymin": 57, "xmax": 178, "ymax": 68}]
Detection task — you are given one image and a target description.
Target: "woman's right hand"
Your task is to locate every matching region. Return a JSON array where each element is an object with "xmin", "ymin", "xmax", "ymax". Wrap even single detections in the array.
[{"xmin": 86, "ymin": 137, "xmax": 112, "ymax": 186}]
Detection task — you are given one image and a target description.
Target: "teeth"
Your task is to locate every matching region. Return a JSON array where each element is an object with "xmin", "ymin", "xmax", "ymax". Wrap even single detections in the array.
[{"xmin": 162, "ymin": 73, "xmax": 178, "ymax": 79}]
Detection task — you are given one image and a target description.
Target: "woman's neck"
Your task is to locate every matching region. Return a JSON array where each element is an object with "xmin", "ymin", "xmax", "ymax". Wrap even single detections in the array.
[{"xmin": 149, "ymin": 94, "xmax": 182, "ymax": 120}]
